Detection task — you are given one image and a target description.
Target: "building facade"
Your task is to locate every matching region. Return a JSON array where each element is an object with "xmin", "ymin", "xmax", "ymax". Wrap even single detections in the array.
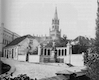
[
  {"xmin": 3, "ymin": 35, "xmax": 39, "ymax": 61},
  {"xmin": 4, "ymin": 40, "xmax": 84, "ymax": 66},
  {"xmin": 0, "ymin": 23, "xmax": 20, "ymax": 56}
]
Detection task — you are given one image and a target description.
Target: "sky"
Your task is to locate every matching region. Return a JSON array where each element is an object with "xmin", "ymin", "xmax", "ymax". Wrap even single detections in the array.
[{"xmin": 1, "ymin": 0, "xmax": 97, "ymax": 39}]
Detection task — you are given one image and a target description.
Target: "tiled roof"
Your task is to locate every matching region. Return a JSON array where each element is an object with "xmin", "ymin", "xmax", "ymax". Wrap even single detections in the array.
[{"xmin": 5, "ymin": 35, "xmax": 33, "ymax": 48}]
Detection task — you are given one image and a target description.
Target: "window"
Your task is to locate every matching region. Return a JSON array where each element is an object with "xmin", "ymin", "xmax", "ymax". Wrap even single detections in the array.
[
  {"xmin": 48, "ymin": 49, "xmax": 50, "ymax": 56},
  {"xmin": 62, "ymin": 49, "xmax": 64, "ymax": 56},
  {"xmin": 5, "ymin": 50, "xmax": 6, "ymax": 57},
  {"xmin": 44, "ymin": 49, "xmax": 46, "ymax": 55},
  {"xmin": 12, "ymin": 49, "xmax": 14, "ymax": 58},
  {"xmin": 65, "ymin": 49, "xmax": 67, "ymax": 56},
  {"xmin": 59, "ymin": 49, "xmax": 60, "ymax": 56},
  {"xmin": 29, "ymin": 39, "xmax": 33, "ymax": 45}
]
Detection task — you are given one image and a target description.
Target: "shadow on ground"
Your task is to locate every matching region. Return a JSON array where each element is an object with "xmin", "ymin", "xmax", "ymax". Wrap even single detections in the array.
[{"xmin": 0, "ymin": 61, "xmax": 11, "ymax": 75}]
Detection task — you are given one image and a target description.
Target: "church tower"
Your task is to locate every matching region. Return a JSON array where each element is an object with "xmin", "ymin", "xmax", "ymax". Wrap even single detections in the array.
[{"xmin": 49, "ymin": 7, "xmax": 61, "ymax": 40}]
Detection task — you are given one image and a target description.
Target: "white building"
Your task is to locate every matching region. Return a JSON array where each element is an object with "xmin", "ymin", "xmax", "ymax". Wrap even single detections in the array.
[
  {"xmin": 3, "ymin": 35, "xmax": 39, "ymax": 61},
  {"xmin": 4, "ymin": 39, "xmax": 84, "ymax": 66},
  {"xmin": 0, "ymin": 23, "xmax": 20, "ymax": 56}
]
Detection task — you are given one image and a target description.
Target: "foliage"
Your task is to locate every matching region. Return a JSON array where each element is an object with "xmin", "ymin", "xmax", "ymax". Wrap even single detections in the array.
[
  {"xmin": 45, "ymin": 35, "xmax": 68, "ymax": 47},
  {"xmin": 83, "ymin": 2, "xmax": 99, "ymax": 80},
  {"xmin": 72, "ymin": 36, "xmax": 90, "ymax": 54},
  {"xmin": 0, "ymin": 74, "xmax": 37, "ymax": 80},
  {"xmin": 84, "ymin": 49, "xmax": 99, "ymax": 80},
  {"xmin": 95, "ymin": 2, "xmax": 99, "ymax": 52},
  {"xmin": 72, "ymin": 44, "xmax": 88, "ymax": 54}
]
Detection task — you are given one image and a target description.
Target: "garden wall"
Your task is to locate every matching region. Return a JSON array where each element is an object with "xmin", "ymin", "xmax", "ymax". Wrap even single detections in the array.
[{"xmin": 29, "ymin": 55, "xmax": 40, "ymax": 63}]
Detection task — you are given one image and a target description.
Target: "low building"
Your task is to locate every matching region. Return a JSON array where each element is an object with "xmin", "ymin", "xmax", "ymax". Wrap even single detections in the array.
[
  {"xmin": 4, "ymin": 38, "xmax": 84, "ymax": 66},
  {"xmin": 3, "ymin": 35, "xmax": 39, "ymax": 61}
]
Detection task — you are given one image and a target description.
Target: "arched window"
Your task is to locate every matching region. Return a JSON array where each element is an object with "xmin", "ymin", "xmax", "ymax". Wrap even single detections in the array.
[
  {"xmin": 65, "ymin": 49, "xmax": 67, "ymax": 56},
  {"xmin": 44, "ymin": 49, "xmax": 46, "ymax": 56},
  {"xmin": 59, "ymin": 49, "xmax": 60, "ymax": 56},
  {"xmin": 48, "ymin": 49, "xmax": 50, "ymax": 56},
  {"xmin": 62, "ymin": 49, "xmax": 64, "ymax": 56},
  {"xmin": 55, "ymin": 49, "xmax": 57, "ymax": 56}
]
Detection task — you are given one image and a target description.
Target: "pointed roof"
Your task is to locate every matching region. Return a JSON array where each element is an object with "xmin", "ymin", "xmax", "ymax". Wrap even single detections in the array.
[
  {"xmin": 54, "ymin": 7, "xmax": 58, "ymax": 19},
  {"xmin": 5, "ymin": 35, "xmax": 34, "ymax": 48}
]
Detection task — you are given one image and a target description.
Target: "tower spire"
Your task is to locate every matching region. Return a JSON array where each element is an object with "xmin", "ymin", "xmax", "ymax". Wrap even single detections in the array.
[{"xmin": 54, "ymin": 7, "xmax": 58, "ymax": 19}]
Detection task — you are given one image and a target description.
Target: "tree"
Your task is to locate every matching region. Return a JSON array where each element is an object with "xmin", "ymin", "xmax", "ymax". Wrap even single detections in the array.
[
  {"xmin": 95, "ymin": 1, "xmax": 99, "ymax": 54},
  {"xmin": 96, "ymin": 1, "xmax": 99, "ymax": 45},
  {"xmin": 84, "ymin": 1, "xmax": 99, "ymax": 80},
  {"xmin": 45, "ymin": 35, "xmax": 68, "ymax": 47}
]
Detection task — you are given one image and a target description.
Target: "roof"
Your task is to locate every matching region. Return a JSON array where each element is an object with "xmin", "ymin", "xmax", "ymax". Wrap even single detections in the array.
[{"xmin": 5, "ymin": 35, "xmax": 34, "ymax": 48}]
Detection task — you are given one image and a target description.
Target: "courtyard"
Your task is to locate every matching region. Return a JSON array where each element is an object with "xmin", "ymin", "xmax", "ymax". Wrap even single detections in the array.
[{"xmin": 1, "ymin": 57, "xmax": 85, "ymax": 79}]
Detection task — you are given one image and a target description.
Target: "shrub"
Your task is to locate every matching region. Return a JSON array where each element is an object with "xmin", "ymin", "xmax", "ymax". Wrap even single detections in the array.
[{"xmin": 84, "ymin": 47, "xmax": 99, "ymax": 80}]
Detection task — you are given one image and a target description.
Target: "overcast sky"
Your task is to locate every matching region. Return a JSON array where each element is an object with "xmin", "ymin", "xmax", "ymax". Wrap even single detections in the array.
[{"xmin": 1, "ymin": 0, "xmax": 97, "ymax": 39}]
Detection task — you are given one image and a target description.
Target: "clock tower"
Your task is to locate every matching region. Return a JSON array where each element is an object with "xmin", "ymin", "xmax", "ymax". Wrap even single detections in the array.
[{"xmin": 49, "ymin": 7, "xmax": 61, "ymax": 40}]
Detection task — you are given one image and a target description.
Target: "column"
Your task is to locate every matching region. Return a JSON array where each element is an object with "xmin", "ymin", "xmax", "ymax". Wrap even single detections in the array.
[
  {"xmin": 38, "ymin": 45, "xmax": 41, "ymax": 56},
  {"xmin": 14, "ymin": 48, "xmax": 16, "ymax": 59},
  {"xmin": 66, "ymin": 42, "xmax": 71, "ymax": 63},
  {"xmin": 13, "ymin": 48, "xmax": 15, "ymax": 59},
  {"xmin": 3, "ymin": 49, "xmax": 5, "ymax": 57},
  {"xmin": 63, "ymin": 49, "xmax": 65, "ymax": 56},
  {"xmin": 16, "ymin": 46, "xmax": 19, "ymax": 60},
  {"xmin": 5, "ymin": 49, "xmax": 7, "ymax": 58}
]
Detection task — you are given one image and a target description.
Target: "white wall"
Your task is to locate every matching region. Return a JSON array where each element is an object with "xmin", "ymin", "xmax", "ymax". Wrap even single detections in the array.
[
  {"xmin": 29, "ymin": 55, "xmax": 40, "ymax": 63},
  {"xmin": 71, "ymin": 54, "xmax": 84, "ymax": 66},
  {"xmin": 18, "ymin": 55, "xmax": 26, "ymax": 61},
  {"xmin": 57, "ymin": 54, "xmax": 84, "ymax": 66}
]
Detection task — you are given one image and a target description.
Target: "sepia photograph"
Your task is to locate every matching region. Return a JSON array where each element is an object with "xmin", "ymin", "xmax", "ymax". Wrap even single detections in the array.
[{"xmin": 0, "ymin": 0, "xmax": 98, "ymax": 80}]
